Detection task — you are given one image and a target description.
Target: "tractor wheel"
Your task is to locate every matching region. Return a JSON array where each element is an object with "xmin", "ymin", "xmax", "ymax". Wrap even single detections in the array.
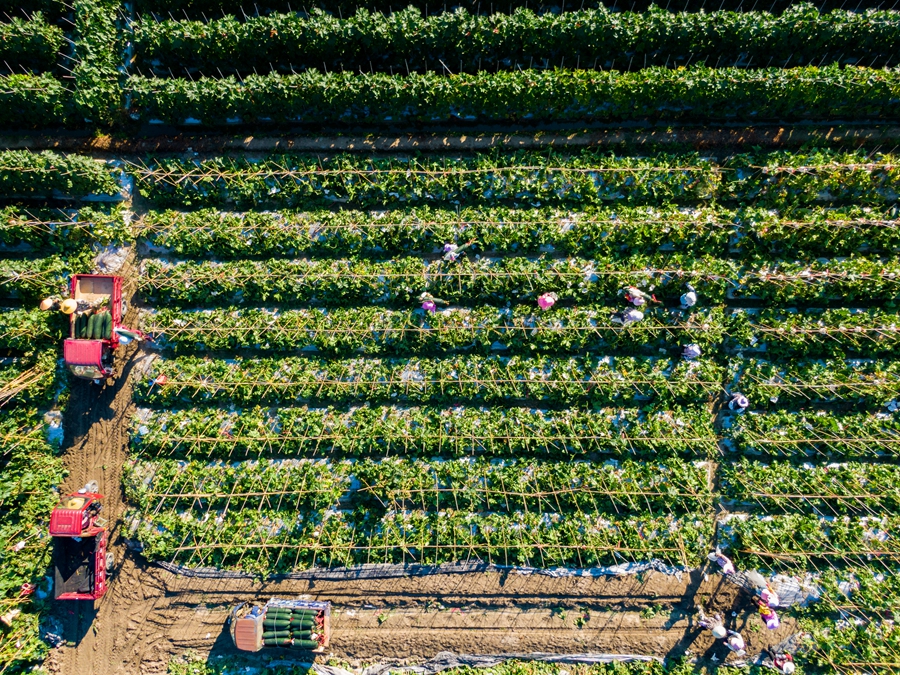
[{"xmin": 106, "ymin": 552, "xmax": 115, "ymax": 572}]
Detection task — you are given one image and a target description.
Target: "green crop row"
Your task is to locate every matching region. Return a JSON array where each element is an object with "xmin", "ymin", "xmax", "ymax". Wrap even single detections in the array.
[
  {"xmin": 0, "ymin": 309, "xmax": 60, "ymax": 352},
  {"xmin": 728, "ymin": 410, "xmax": 900, "ymax": 461},
  {"xmin": 73, "ymin": 0, "xmax": 122, "ymax": 125},
  {"xmin": 125, "ymin": 65, "xmax": 900, "ymax": 127},
  {"xmin": 0, "ymin": 406, "xmax": 64, "ymax": 672},
  {"xmin": 135, "ymin": 354, "xmax": 725, "ymax": 407},
  {"xmin": 721, "ymin": 459, "xmax": 900, "ymax": 515},
  {"xmin": 739, "ymin": 358, "xmax": 900, "ymax": 409},
  {"xmin": 0, "ymin": 205, "xmax": 130, "ymax": 252},
  {"xmin": 139, "ymin": 255, "xmax": 900, "ymax": 309},
  {"xmin": 131, "ymin": 404, "xmax": 717, "ymax": 460},
  {"xmin": 131, "ymin": 0, "xmax": 891, "ymax": 22},
  {"xmin": 0, "ymin": 74, "xmax": 72, "ymax": 128},
  {"xmin": 0, "ymin": 14, "xmax": 64, "ymax": 73},
  {"xmin": 135, "ymin": 205, "xmax": 900, "ymax": 260},
  {"xmin": 732, "ymin": 308, "xmax": 900, "ymax": 359},
  {"xmin": 132, "ymin": 5, "xmax": 900, "ymax": 75},
  {"xmin": 125, "ymin": 456, "xmax": 711, "ymax": 515},
  {"xmin": 130, "ymin": 149, "xmax": 900, "ymax": 210},
  {"xmin": 145, "ymin": 305, "xmax": 727, "ymax": 357},
  {"xmin": 0, "ymin": 353, "xmax": 63, "ymax": 409},
  {"xmin": 727, "ymin": 514, "xmax": 900, "ymax": 569},
  {"xmin": 0, "ymin": 256, "xmax": 76, "ymax": 303},
  {"xmin": 0, "ymin": 151, "xmax": 119, "ymax": 198},
  {"xmin": 127, "ymin": 506, "xmax": 713, "ymax": 574}
]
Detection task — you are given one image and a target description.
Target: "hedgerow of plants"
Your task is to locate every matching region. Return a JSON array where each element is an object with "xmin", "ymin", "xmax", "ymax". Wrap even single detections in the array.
[
  {"xmin": 0, "ymin": 74, "xmax": 73, "ymax": 129},
  {"xmin": 0, "ymin": 14, "xmax": 64, "ymax": 73},
  {"xmin": 803, "ymin": 620, "xmax": 900, "ymax": 674},
  {"xmin": 739, "ymin": 358, "xmax": 900, "ymax": 408},
  {"xmin": 127, "ymin": 506, "xmax": 712, "ymax": 572},
  {"xmin": 135, "ymin": 354, "xmax": 725, "ymax": 407},
  {"xmin": 726, "ymin": 514, "xmax": 900, "ymax": 568},
  {"xmin": 129, "ymin": 149, "xmax": 900, "ymax": 210},
  {"xmin": 721, "ymin": 459, "xmax": 900, "ymax": 515},
  {"xmin": 0, "ymin": 205, "xmax": 130, "ymax": 252},
  {"xmin": 132, "ymin": 5, "xmax": 900, "ymax": 75},
  {"xmin": 125, "ymin": 65, "xmax": 900, "ymax": 127},
  {"xmin": 131, "ymin": 404, "xmax": 717, "ymax": 460},
  {"xmin": 73, "ymin": 0, "xmax": 122, "ymax": 125},
  {"xmin": 124, "ymin": 456, "xmax": 711, "ymax": 515},
  {"xmin": 0, "ymin": 151, "xmax": 119, "ymax": 198},
  {"xmin": 136, "ymin": 205, "xmax": 900, "ymax": 260},
  {"xmin": 728, "ymin": 409, "xmax": 900, "ymax": 461},
  {"xmin": 139, "ymin": 255, "xmax": 734, "ymax": 308},
  {"xmin": 146, "ymin": 305, "xmax": 728, "ymax": 356},
  {"xmin": 732, "ymin": 308, "xmax": 900, "ymax": 359}
]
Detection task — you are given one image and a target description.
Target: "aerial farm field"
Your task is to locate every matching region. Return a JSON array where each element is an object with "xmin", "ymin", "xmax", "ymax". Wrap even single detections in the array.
[{"xmin": 0, "ymin": 1, "xmax": 898, "ymax": 674}]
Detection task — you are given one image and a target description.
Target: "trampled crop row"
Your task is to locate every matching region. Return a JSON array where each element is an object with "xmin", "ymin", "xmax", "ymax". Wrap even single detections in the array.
[
  {"xmin": 124, "ymin": 456, "xmax": 712, "ymax": 515},
  {"xmin": 139, "ymin": 255, "xmax": 900, "ymax": 308},
  {"xmin": 136, "ymin": 354, "xmax": 724, "ymax": 407},
  {"xmin": 132, "ymin": 5, "xmax": 900, "ymax": 75},
  {"xmin": 131, "ymin": 404, "xmax": 716, "ymax": 460},
  {"xmin": 131, "ymin": 149, "xmax": 900, "ymax": 209},
  {"xmin": 125, "ymin": 66, "xmax": 900, "ymax": 127},
  {"xmin": 135, "ymin": 205, "xmax": 900, "ymax": 259}
]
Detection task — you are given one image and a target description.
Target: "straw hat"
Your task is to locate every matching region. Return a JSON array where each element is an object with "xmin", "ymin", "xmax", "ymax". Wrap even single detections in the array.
[
  {"xmin": 60, "ymin": 299, "xmax": 78, "ymax": 315},
  {"xmin": 712, "ymin": 625, "xmax": 727, "ymax": 639},
  {"xmin": 39, "ymin": 298, "xmax": 54, "ymax": 311}
]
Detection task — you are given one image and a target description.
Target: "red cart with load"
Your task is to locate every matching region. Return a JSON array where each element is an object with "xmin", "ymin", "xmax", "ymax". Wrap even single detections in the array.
[
  {"xmin": 49, "ymin": 483, "xmax": 113, "ymax": 601},
  {"xmin": 62, "ymin": 274, "xmax": 143, "ymax": 381},
  {"xmin": 231, "ymin": 600, "xmax": 331, "ymax": 652}
]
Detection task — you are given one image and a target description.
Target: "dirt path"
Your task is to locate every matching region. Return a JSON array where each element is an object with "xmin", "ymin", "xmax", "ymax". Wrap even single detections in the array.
[{"xmin": 47, "ymin": 550, "xmax": 795, "ymax": 675}]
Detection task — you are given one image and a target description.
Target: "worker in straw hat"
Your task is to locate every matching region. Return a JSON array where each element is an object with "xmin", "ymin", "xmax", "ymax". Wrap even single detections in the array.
[{"xmin": 40, "ymin": 296, "xmax": 100, "ymax": 315}]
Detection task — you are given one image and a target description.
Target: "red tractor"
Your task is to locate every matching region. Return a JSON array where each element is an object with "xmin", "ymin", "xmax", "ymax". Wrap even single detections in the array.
[
  {"xmin": 49, "ymin": 483, "xmax": 113, "ymax": 601},
  {"xmin": 62, "ymin": 274, "xmax": 144, "ymax": 382}
]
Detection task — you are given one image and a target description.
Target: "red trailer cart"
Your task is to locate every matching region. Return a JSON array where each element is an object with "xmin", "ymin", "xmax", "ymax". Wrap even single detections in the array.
[
  {"xmin": 63, "ymin": 274, "xmax": 143, "ymax": 381},
  {"xmin": 49, "ymin": 484, "xmax": 113, "ymax": 601}
]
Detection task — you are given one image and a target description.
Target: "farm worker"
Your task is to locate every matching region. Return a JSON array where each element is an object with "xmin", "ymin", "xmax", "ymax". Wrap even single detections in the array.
[
  {"xmin": 621, "ymin": 286, "xmax": 657, "ymax": 307},
  {"xmin": 760, "ymin": 585, "xmax": 780, "ymax": 608},
  {"xmin": 680, "ymin": 286, "xmax": 698, "ymax": 309},
  {"xmin": 42, "ymin": 296, "xmax": 102, "ymax": 315},
  {"xmin": 708, "ymin": 550, "xmax": 736, "ymax": 575},
  {"xmin": 772, "ymin": 652, "xmax": 795, "ymax": 674},
  {"xmin": 419, "ymin": 292, "xmax": 448, "ymax": 313},
  {"xmin": 725, "ymin": 630, "xmax": 747, "ymax": 656},
  {"xmin": 610, "ymin": 308, "xmax": 644, "ymax": 326},
  {"xmin": 758, "ymin": 601, "xmax": 780, "ymax": 630},
  {"xmin": 537, "ymin": 292, "xmax": 558, "ymax": 311},
  {"xmin": 442, "ymin": 240, "xmax": 476, "ymax": 262},
  {"xmin": 696, "ymin": 607, "xmax": 725, "ymax": 636},
  {"xmin": 728, "ymin": 392, "xmax": 749, "ymax": 413},
  {"xmin": 682, "ymin": 343, "xmax": 702, "ymax": 360}
]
